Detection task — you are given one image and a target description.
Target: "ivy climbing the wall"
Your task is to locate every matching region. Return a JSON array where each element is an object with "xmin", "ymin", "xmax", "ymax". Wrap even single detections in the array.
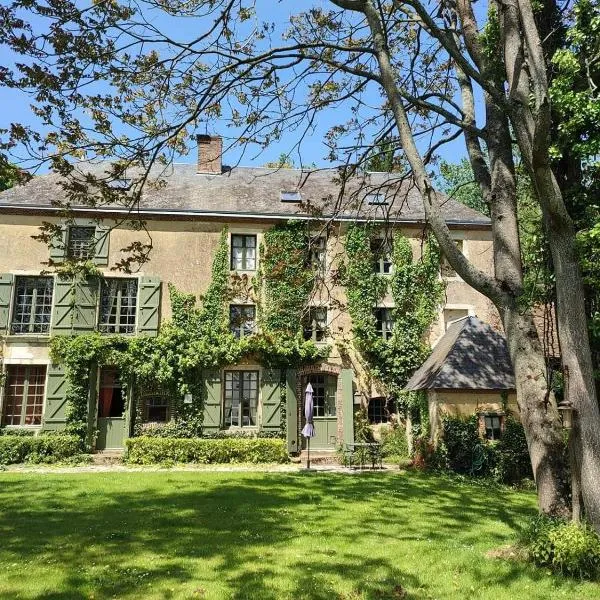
[
  {"xmin": 343, "ymin": 224, "xmax": 444, "ymax": 400},
  {"xmin": 49, "ymin": 223, "xmax": 328, "ymax": 444}
]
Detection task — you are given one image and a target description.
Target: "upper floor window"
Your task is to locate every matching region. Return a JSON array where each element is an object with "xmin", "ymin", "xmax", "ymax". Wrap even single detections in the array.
[
  {"xmin": 231, "ymin": 234, "xmax": 257, "ymax": 271},
  {"xmin": 303, "ymin": 307, "xmax": 327, "ymax": 342},
  {"xmin": 441, "ymin": 240, "xmax": 464, "ymax": 278},
  {"xmin": 230, "ymin": 304, "xmax": 256, "ymax": 339},
  {"xmin": 375, "ymin": 307, "xmax": 394, "ymax": 340},
  {"xmin": 309, "ymin": 236, "xmax": 326, "ymax": 272},
  {"xmin": 223, "ymin": 370, "xmax": 258, "ymax": 428},
  {"xmin": 11, "ymin": 276, "xmax": 53, "ymax": 335},
  {"xmin": 2, "ymin": 365, "xmax": 46, "ymax": 426},
  {"xmin": 371, "ymin": 238, "xmax": 393, "ymax": 274},
  {"xmin": 99, "ymin": 278, "xmax": 137, "ymax": 334},
  {"xmin": 67, "ymin": 226, "xmax": 96, "ymax": 260}
]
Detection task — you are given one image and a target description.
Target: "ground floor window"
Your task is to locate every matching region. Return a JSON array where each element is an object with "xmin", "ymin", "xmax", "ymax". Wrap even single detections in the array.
[
  {"xmin": 482, "ymin": 414, "xmax": 503, "ymax": 440},
  {"xmin": 368, "ymin": 397, "xmax": 397, "ymax": 424},
  {"xmin": 223, "ymin": 370, "xmax": 258, "ymax": 428},
  {"xmin": 144, "ymin": 393, "xmax": 170, "ymax": 422},
  {"xmin": 307, "ymin": 374, "xmax": 336, "ymax": 417},
  {"xmin": 98, "ymin": 367, "xmax": 125, "ymax": 418},
  {"xmin": 1, "ymin": 365, "xmax": 46, "ymax": 426}
]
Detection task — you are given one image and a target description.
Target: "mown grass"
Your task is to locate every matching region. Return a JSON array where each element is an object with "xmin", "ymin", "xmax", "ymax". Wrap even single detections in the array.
[{"xmin": 0, "ymin": 470, "xmax": 598, "ymax": 599}]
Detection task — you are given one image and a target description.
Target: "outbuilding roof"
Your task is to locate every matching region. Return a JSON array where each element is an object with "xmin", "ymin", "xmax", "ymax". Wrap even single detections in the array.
[
  {"xmin": 404, "ymin": 316, "xmax": 515, "ymax": 391},
  {"xmin": 0, "ymin": 163, "xmax": 491, "ymax": 225}
]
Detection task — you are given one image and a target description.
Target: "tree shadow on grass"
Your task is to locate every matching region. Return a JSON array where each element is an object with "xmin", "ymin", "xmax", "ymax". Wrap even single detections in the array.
[{"xmin": 0, "ymin": 471, "xmax": 584, "ymax": 599}]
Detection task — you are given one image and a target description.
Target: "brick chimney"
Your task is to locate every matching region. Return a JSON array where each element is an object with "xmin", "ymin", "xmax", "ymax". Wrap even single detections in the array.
[{"xmin": 196, "ymin": 134, "xmax": 223, "ymax": 174}]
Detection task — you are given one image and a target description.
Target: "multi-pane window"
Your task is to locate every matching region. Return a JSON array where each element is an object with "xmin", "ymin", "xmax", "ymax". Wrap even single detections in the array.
[
  {"xmin": 98, "ymin": 367, "xmax": 125, "ymax": 418},
  {"xmin": 223, "ymin": 370, "xmax": 258, "ymax": 428},
  {"xmin": 99, "ymin": 278, "xmax": 138, "ymax": 334},
  {"xmin": 307, "ymin": 374, "xmax": 336, "ymax": 417},
  {"xmin": 375, "ymin": 307, "xmax": 394, "ymax": 340},
  {"xmin": 368, "ymin": 397, "xmax": 397, "ymax": 424},
  {"xmin": 10, "ymin": 276, "xmax": 53, "ymax": 335},
  {"xmin": 230, "ymin": 304, "xmax": 256, "ymax": 338},
  {"xmin": 371, "ymin": 239, "xmax": 393, "ymax": 274},
  {"xmin": 303, "ymin": 307, "xmax": 327, "ymax": 342},
  {"xmin": 67, "ymin": 226, "xmax": 96, "ymax": 260},
  {"xmin": 230, "ymin": 234, "xmax": 257, "ymax": 271},
  {"xmin": 441, "ymin": 240, "xmax": 464, "ymax": 278},
  {"xmin": 145, "ymin": 396, "xmax": 169, "ymax": 422},
  {"xmin": 1, "ymin": 365, "xmax": 46, "ymax": 426},
  {"xmin": 309, "ymin": 237, "xmax": 327, "ymax": 272},
  {"xmin": 484, "ymin": 415, "xmax": 503, "ymax": 441}
]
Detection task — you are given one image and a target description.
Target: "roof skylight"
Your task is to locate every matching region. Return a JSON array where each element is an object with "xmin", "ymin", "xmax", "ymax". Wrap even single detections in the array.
[
  {"xmin": 280, "ymin": 190, "xmax": 302, "ymax": 202},
  {"xmin": 366, "ymin": 192, "xmax": 388, "ymax": 205}
]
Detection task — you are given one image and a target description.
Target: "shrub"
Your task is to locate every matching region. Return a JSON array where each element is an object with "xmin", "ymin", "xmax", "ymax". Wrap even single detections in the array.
[
  {"xmin": 380, "ymin": 424, "xmax": 409, "ymax": 459},
  {"xmin": 490, "ymin": 417, "xmax": 533, "ymax": 484},
  {"xmin": 125, "ymin": 436, "xmax": 289, "ymax": 465},
  {"xmin": 0, "ymin": 428, "xmax": 36, "ymax": 437},
  {"xmin": 135, "ymin": 422, "xmax": 285, "ymax": 440},
  {"xmin": 0, "ymin": 434, "xmax": 82, "ymax": 464},
  {"xmin": 413, "ymin": 436, "xmax": 436, "ymax": 470},
  {"xmin": 522, "ymin": 515, "xmax": 600, "ymax": 579},
  {"xmin": 440, "ymin": 415, "xmax": 483, "ymax": 474}
]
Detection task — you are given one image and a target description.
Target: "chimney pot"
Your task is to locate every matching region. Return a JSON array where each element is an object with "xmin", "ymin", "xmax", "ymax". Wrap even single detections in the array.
[{"xmin": 196, "ymin": 134, "xmax": 223, "ymax": 174}]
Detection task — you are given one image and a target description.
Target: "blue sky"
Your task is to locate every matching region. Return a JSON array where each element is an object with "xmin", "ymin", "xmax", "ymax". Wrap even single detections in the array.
[{"xmin": 0, "ymin": 0, "xmax": 472, "ymax": 173}]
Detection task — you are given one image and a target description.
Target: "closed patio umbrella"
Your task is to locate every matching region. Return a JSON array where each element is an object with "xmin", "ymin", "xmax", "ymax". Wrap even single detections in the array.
[{"xmin": 301, "ymin": 382, "xmax": 316, "ymax": 469}]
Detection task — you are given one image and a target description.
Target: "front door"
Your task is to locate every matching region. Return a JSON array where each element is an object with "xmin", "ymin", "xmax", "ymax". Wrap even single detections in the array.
[
  {"xmin": 96, "ymin": 367, "xmax": 127, "ymax": 450},
  {"xmin": 304, "ymin": 374, "xmax": 337, "ymax": 450}
]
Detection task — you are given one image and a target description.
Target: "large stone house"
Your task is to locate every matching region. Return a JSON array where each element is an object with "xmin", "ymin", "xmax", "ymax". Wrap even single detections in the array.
[{"xmin": 0, "ymin": 136, "xmax": 502, "ymax": 452}]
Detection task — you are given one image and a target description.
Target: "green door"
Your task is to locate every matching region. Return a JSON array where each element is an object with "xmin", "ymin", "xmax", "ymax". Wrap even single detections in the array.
[
  {"xmin": 303, "ymin": 374, "xmax": 338, "ymax": 450},
  {"xmin": 96, "ymin": 368, "xmax": 127, "ymax": 450}
]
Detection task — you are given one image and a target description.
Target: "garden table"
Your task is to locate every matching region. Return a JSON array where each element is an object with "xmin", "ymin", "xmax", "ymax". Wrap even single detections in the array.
[{"xmin": 344, "ymin": 442, "xmax": 383, "ymax": 470}]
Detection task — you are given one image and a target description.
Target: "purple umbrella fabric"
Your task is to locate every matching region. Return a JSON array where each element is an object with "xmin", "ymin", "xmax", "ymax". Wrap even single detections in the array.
[{"xmin": 301, "ymin": 383, "xmax": 315, "ymax": 438}]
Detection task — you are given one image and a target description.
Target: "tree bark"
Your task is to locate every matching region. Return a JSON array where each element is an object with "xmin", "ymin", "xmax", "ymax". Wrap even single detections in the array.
[{"xmin": 361, "ymin": 0, "xmax": 568, "ymax": 512}]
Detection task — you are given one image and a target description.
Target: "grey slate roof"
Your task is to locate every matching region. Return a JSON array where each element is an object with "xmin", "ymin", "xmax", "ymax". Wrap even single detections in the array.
[
  {"xmin": 404, "ymin": 316, "xmax": 515, "ymax": 391},
  {"xmin": 0, "ymin": 163, "xmax": 491, "ymax": 225}
]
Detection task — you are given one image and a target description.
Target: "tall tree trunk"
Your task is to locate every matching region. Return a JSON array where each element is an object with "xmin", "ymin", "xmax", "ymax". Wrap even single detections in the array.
[
  {"xmin": 360, "ymin": 0, "xmax": 568, "ymax": 512},
  {"xmin": 485, "ymin": 94, "xmax": 566, "ymax": 514},
  {"xmin": 531, "ymin": 165, "xmax": 600, "ymax": 527}
]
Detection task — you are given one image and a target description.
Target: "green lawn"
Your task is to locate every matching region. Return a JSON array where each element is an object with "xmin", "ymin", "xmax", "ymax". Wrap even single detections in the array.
[{"xmin": 0, "ymin": 470, "xmax": 598, "ymax": 599}]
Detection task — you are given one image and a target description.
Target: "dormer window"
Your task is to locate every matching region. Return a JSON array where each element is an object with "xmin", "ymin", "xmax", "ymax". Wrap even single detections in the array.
[
  {"xmin": 366, "ymin": 192, "xmax": 387, "ymax": 205},
  {"xmin": 280, "ymin": 190, "xmax": 302, "ymax": 202}
]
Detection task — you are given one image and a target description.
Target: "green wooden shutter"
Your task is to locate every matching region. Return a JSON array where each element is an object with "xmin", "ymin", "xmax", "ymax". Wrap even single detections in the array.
[
  {"xmin": 137, "ymin": 277, "xmax": 161, "ymax": 336},
  {"xmin": 94, "ymin": 225, "xmax": 110, "ymax": 266},
  {"xmin": 0, "ymin": 273, "xmax": 14, "ymax": 333},
  {"xmin": 51, "ymin": 278, "xmax": 75, "ymax": 335},
  {"xmin": 202, "ymin": 369, "xmax": 222, "ymax": 432},
  {"xmin": 285, "ymin": 369, "xmax": 298, "ymax": 453},
  {"xmin": 49, "ymin": 224, "xmax": 67, "ymax": 264},
  {"xmin": 43, "ymin": 364, "xmax": 69, "ymax": 431},
  {"xmin": 261, "ymin": 368, "xmax": 281, "ymax": 431},
  {"xmin": 73, "ymin": 279, "xmax": 99, "ymax": 333},
  {"xmin": 341, "ymin": 368, "xmax": 354, "ymax": 445}
]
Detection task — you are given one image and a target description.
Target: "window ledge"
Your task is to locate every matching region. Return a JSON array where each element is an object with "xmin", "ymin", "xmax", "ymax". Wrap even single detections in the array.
[{"xmin": 4, "ymin": 334, "xmax": 50, "ymax": 343}]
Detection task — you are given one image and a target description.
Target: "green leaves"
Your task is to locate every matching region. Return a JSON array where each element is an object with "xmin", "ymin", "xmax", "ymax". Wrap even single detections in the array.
[{"xmin": 343, "ymin": 225, "xmax": 444, "ymax": 401}]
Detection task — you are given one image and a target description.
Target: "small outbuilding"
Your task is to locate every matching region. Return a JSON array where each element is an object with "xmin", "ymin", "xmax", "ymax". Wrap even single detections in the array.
[{"xmin": 405, "ymin": 316, "xmax": 517, "ymax": 441}]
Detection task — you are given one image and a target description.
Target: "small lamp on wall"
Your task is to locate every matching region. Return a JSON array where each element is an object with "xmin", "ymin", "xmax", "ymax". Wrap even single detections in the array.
[
  {"xmin": 353, "ymin": 390, "xmax": 362, "ymax": 406},
  {"xmin": 557, "ymin": 399, "xmax": 574, "ymax": 430}
]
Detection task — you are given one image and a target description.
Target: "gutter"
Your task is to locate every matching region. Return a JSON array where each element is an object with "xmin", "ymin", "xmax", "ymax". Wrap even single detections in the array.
[{"xmin": 0, "ymin": 203, "xmax": 492, "ymax": 229}]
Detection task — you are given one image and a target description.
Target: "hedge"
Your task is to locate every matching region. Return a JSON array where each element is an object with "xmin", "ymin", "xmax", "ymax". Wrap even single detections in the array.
[
  {"xmin": 125, "ymin": 436, "xmax": 289, "ymax": 465},
  {"xmin": 0, "ymin": 434, "xmax": 82, "ymax": 464}
]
